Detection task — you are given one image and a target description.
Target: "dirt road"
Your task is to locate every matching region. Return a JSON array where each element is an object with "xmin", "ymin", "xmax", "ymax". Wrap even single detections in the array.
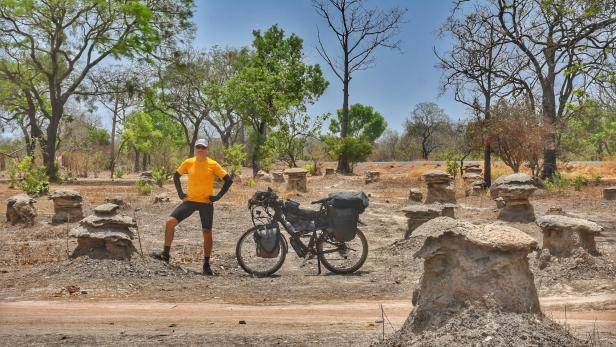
[{"xmin": 1, "ymin": 296, "xmax": 614, "ymax": 346}]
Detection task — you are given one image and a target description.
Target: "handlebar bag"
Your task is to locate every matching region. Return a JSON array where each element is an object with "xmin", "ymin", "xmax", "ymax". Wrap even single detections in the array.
[
  {"xmin": 327, "ymin": 206, "xmax": 359, "ymax": 242},
  {"xmin": 328, "ymin": 191, "xmax": 369, "ymax": 213},
  {"xmin": 253, "ymin": 223, "xmax": 281, "ymax": 258}
]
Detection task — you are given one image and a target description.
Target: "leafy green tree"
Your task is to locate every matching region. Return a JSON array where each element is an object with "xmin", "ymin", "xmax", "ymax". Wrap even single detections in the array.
[
  {"xmin": 0, "ymin": 0, "xmax": 193, "ymax": 181},
  {"xmin": 324, "ymin": 103, "xmax": 386, "ymax": 172},
  {"xmin": 121, "ymin": 111, "xmax": 163, "ymax": 172},
  {"xmin": 226, "ymin": 25, "xmax": 328, "ymax": 176},
  {"xmin": 268, "ymin": 109, "xmax": 328, "ymax": 168},
  {"xmin": 329, "ymin": 104, "xmax": 387, "ymax": 143},
  {"xmin": 561, "ymin": 99, "xmax": 616, "ymax": 160}
]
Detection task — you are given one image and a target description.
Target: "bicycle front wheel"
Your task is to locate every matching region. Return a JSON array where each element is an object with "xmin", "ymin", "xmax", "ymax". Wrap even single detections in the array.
[
  {"xmin": 236, "ymin": 226, "xmax": 287, "ymax": 277},
  {"xmin": 317, "ymin": 228, "xmax": 368, "ymax": 274}
]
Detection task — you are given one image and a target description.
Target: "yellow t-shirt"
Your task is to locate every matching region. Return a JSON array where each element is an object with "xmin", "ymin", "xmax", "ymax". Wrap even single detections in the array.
[{"xmin": 177, "ymin": 157, "xmax": 228, "ymax": 203}]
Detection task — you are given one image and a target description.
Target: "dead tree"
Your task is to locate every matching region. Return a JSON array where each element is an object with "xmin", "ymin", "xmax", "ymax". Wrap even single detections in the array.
[{"xmin": 313, "ymin": 0, "xmax": 406, "ymax": 173}]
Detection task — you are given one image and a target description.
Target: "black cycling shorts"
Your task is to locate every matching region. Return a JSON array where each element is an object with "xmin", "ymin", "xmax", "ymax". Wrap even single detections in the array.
[{"xmin": 170, "ymin": 201, "xmax": 214, "ymax": 229}]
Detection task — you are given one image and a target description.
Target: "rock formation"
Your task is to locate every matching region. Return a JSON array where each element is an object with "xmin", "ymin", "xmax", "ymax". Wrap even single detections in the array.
[
  {"xmin": 324, "ymin": 168, "xmax": 335, "ymax": 176},
  {"xmin": 6, "ymin": 194, "xmax": 37, "ymax": 226},
  {"xmin": 255, "ymin": 170, "xmax": 272, "ymax": 182},
  {"xmin": 421, "ymin": 170, "xmax": 456, "ymax": 204},
  {"xmin": 284, "ymin": 168, "xmax": 308, "ymax": 192},
  {"xmin": 272, "ymin": 171, "xmax": 285, "ymax": 183},
  {"xmin": 490, "ymin": 173, "xmax": 537, "ymax": 222},
  {"xmin": 153, "ymin": 193, "xmax": 170, "ymax": 204},
  {"xmin": 401, "ymin": 204, "xmax": 455, "ymax": 239},
  {"xmin": 48, "ymin": 190, "xmax": 83, "ymax": 224},
  {"xmin": 408, "ymin": 188, "xmax": 423, "ymax": 203},
  {"xmin": 604, "ymin": 186, "xmax": 616, "ymax": 200},
  {"xmin": 406, "ymin": 217, "xmax": 539, "ymax": 332},
  {"xmin": 462, "ymin": 163, "xmax": 482, "ymax": 175},
  {"xmin": 537, "ymin": 214, "xmax": 603, "ymax": 257},
  {"xmin": 69, "ymin": 203, "xmax": 137, "ymax": 259}
]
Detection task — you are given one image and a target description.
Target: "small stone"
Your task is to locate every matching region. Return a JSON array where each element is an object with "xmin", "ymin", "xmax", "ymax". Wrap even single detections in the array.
[{"xmin": 239, "ymin": 320, "xmax": 247, "ymax": 325}]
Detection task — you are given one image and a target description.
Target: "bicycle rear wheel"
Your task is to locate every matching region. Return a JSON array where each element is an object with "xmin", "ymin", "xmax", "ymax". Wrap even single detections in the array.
[
  {"xmin": 236, "ymin": 226, "xmax": 287, "ymax": 277},
  {"xmin": 317, "ymin": 228, "xmax": 368, "ymax": 274}
]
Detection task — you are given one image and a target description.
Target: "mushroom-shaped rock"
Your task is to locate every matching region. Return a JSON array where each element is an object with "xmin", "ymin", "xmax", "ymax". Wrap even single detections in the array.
[
  {"xmin": 6, "ymin": 194, "xmax": 37, "ymax": 226},
  {"xmin": 284, "ymin": 168, "xmax": 308, "ymax": 192},
  {"xmin": 463, "ymin": 163, "xmax": 482, "ymax": 175},
  {"xmin": 537, "ymin": 215, "xmax": 603, "ymax": 257},
  {"xmin": 401, "ymin": 204, "xmax": 455, "ymax": 239},
  {"xmin": 604, "ymin": 186, "xmax": 616, "ymax": 201},
  {"xmin": 408, "ymin": 188, "xmax": 423, "ymax": 203},
  {"xmin": 406, "ymin": 217, "xmax": 539, "ymax": 332},
  {"xmin": 490, "ymin": 173, "xmax": 537, "ymax": 222},
  {"xmin": 255, "ymin": 170, "xmax": 272, "ymax": 182},
  {"xmin": 421, "ymin": 170, "xmax": 456, "ymax": 204},
  {"xmin": 324, "ymin": 168, "xmax": 336, "ymax": 176},
  {"xmin": 69, "ymin": 203, "xmax": 137, "ymax": 259},
  {"xmin": 48, "ymin": 189, "xmax": 83, "ymax": 224}
]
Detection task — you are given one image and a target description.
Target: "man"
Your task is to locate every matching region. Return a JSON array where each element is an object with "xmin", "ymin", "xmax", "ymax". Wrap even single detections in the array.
[{"xmin": 152, "ymin": 139, "xmax": 233, "ymax": 275}]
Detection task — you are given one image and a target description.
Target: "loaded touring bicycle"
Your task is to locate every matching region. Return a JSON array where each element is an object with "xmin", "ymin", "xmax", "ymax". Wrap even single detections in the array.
[{"xmin": 235, "ymin": 188, "xmax": 369, "ymax": 277}]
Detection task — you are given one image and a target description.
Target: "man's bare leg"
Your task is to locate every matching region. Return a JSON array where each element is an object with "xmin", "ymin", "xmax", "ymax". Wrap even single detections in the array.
[{"xmin": 165, "ymin": 217, "xmax": 179, "ymax": 247}]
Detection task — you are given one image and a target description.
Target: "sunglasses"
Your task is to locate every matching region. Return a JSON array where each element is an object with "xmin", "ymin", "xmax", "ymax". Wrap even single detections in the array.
[{"xmin": 195, "ymin": 145, "xmax": 207, "ymax": 150}]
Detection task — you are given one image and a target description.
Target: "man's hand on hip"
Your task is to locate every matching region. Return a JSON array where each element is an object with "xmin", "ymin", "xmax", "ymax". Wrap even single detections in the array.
[{"xmin": 209, "ymin": 195, "xmax": 220, "ymax": 203}]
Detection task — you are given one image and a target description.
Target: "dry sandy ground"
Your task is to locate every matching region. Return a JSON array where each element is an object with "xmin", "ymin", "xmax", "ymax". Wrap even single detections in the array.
[{"xmin": 1, "ymin": 161, "xmax": 616, "ymax": 345}]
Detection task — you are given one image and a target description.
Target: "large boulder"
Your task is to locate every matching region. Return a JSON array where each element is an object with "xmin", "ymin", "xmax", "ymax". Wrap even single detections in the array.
[
  {"xmin": 421, "ymin": 170, "xmax": 456, "ymax": 204},
  {"xmin": 490, "ymin": 173, "xmax": 537, "ymax": 222},
  {"xmin": 48, "ymin": 189, "xmax": 83, "ymax": 224},
  {"xmin": 6, "ymin": 194, "xmax": 37, "ymax": 226},
  {"xmin": 537, "ymin": 215, "xmax": 603, "ymax": 257},
  {"xmin": 69, "ymin": 203, "xmax": 137, "ymax": 259}
]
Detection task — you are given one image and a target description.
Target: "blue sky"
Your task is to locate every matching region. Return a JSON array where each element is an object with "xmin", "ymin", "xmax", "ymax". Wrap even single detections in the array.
[{"xmin": 194, "ymin": 0, "xmax": 467, "ymax": 133}]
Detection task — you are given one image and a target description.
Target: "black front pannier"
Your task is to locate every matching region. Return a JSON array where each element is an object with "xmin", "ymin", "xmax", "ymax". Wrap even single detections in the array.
[
  {"xmin": 328, "ymin": 191, "xmax": 369, "ymax": 213},
  {"xmin": 327, "ymin": 206, "xmax": 359, "ymax": 242},
  {"xmin": 253, "ymin": 223, "xmax": 281, "ymax": 258}
]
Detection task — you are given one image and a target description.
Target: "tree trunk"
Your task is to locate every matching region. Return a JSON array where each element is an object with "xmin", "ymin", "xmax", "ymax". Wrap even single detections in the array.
[
  {"xmin": 134, "ymin": 149, "xmax": 141, "ymax": 172},
  {"xmin": 251, "ymin": 121, "xmax": 267, "ymax": 177},
  {"xmin": 484, "ymin": 143, "xmax": 492, "ymax": 186},
  {"xmin": 109, "ymin": 102, "xmax": 118, "ymax": 179},
  {"xmin": 541, "ymin": 83, "xmax": 558, "ymax": 179},
  {"xmin": 45, "ymin": 117, "xmax": 60, "ymax": 182},
  {"xmin": 336, "ymin": 72, "xmax": 352, "ymax": 174},
  {"xmin": 142, "ymin": 153, "xmax": 148, "ymax": 171}
]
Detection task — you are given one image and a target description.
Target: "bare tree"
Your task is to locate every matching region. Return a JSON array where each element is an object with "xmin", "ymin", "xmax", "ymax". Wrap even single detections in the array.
[
  {"xmin": 436, "ymin": 3, "xmax": 534, "ymax": 185},
  {"xmin": 494, "ymin": 0, "xmax": 616, "ymax": 178},
  {"xmin": 404, "ymin": 102, "xmax": 451, "ymax": 160},
  {"xmin": 313, "ymin": 0, "xmax": 406, "ymax": 173}
]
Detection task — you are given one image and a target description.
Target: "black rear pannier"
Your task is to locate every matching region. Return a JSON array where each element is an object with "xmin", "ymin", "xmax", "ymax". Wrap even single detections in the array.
[
  {"xmin": 327, "ymin": 206, "xmax": 359, "ymax": 242},
  {"xmin": 328, "ymin": 192, "xmax": 369, "ymax": 213}
]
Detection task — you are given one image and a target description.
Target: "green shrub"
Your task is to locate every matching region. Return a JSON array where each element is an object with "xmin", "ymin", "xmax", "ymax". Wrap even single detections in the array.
[
  {"xmin": 114, "ymin": 168, "xmax": 125, "ymax": 179},
  {"xmin": 10, "ymin": 156, "xmax": 50, "ymax": 195},
  {"xmin": 223, "ymin": 144, "xmax": 248, "ymax": 178},
  {"xmin": 545, "ymin": 172, "xmax": 570, "ymax": 191},
  {"xmin": 303, "ymin": 163, "xmax": 318, "ymax": 176},
  {"xmin": 446, "ymin": 158, "xmax": 461, "ymax": 179},
  {"xmin": 591, "ymin": 174, "xmax": 602, "ymax": 185},
  {"xmin": 135, "ymin": 180, "xmax": 152, "ymax": 195},
  {"xmin": 152, "ymin": 167, "xmax": 170, "ymax": 187},
  {"xmin": 572, "ymin": 174, "xmax": 587, "ymax": 191}
]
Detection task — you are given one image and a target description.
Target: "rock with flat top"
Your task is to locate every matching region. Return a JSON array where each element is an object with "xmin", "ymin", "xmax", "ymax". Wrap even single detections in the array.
[
  {"xmin": 604, "ymin": 187, "xmax": 616, "ymax": 200},
  {"xmin": 284, "ymin": 168, "xmax": 308, "ymax": 192},
  {"xmin": 406, "ymin": 217, "xmax": 539, "ymax": 332},
  {"xmin": 490, "ymin": 173, "xmax": 537, "ymax": 222},
  {"xmin": 401, "ymin": 204, "xmax": 455, "ymax": 239},
  {"xmin": 49, "ymin": 190, "xmax": 83, "ymax": 224},
  {"xmin": 408, "ymin": 188, "xmax": 423, "ymax": 203},
  {"xmin": 421, "ymin": 170, "xmax": 456, "ymax": 204},
  {"xmin": 537, "ymin": 215, "xmax": 603, "ymax": 257}
]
